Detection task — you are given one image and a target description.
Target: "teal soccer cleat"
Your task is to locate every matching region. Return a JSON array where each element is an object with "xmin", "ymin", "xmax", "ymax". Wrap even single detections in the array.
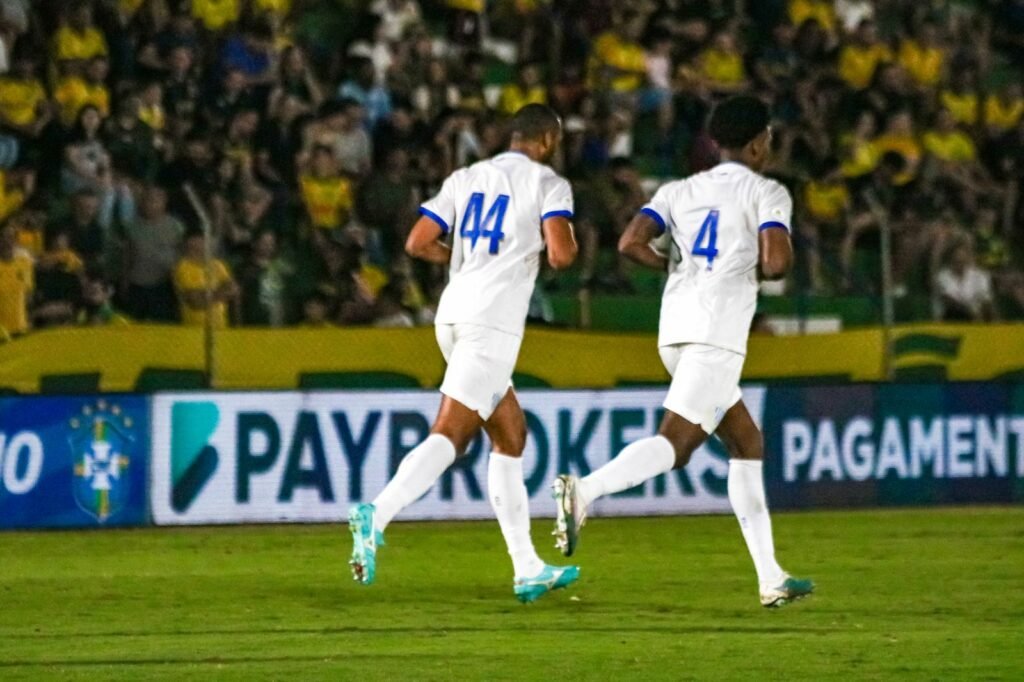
[
  {"xmin": 760, "ymin": 575, "xmax": 815, "ymax": 608},
  {"xmin": 514, "ymin": 564, "xmax": 581, "ymax": 603},
  {"xmin": 348, "ymin": 503, "xmax": 384, "ymax": 585}
]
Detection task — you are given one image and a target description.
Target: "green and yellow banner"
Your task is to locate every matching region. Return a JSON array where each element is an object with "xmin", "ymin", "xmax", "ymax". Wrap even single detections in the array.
[{"xmin": 0, "ymin": 323, "xmax": 1021, "ymax": 393}]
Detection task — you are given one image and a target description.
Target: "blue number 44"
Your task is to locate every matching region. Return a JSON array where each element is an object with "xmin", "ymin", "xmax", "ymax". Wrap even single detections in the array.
[
  {"xmin": 461, "ymin": 192, "xmax": 509, "ymax": 255},
  {"xmin": 692, "ymin": 209, "xmax": 719, "ymax": 269}
]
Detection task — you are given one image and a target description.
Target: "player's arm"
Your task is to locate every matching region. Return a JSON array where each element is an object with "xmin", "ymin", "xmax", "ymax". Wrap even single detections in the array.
[
  {"xmin": 405, "ymin": 215, "xmax": 451, "ymax": 265},
  {"xmin": 542, "ymin": 215, "xmax": 578, "ymax": 270},
  {"xmin": 758, "ymin": 182, "xmax": 795, "ymax": 280},
  {"xmin": 758, "ymin": 225, "xmax": 793, "ymax": 280},
  {"xmin": 618, "ymin": 213, "xmax": 668, "ymax": 271}
]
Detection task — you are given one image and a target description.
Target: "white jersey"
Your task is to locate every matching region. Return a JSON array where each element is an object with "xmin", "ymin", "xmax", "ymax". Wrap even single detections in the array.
[
  {"xmin": 419, "ymin": 151, "xmax": 574, "ymax": 337},
  {"xmin": 642, "ymin": 161, "xmax": 792, "ymax": 355}
]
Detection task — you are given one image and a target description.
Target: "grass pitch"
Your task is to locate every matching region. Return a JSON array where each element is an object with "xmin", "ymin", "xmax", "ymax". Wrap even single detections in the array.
[{"xmin": 1, "ymin": 507, "xmax": 1022, "ymax": 681}]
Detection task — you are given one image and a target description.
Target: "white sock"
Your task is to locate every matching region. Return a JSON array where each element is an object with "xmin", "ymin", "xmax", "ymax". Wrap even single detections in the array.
[
  {"xmin": 373, "ymin": 434, "xmax": 456, "ymax": 533},
  {"xmin": 488, "ymin": 452, "xmax": 545, "ymax": 579},
  {"xmin": 578, "ymin": 435, "xmax": 676, "ymax": 507},
  {"xmin": 728, "ymin": 459, "xmax": 786, "ymax": 589}
]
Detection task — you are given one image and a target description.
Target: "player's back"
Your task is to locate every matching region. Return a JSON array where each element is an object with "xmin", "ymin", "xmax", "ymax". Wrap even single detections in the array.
[
  {"xmin": 422, "ymin": 151, "xmax": 573, "ymax": 337},
  {"xmin": 643, "ymin": 161, "xmax": 792, "ymax": 355}
]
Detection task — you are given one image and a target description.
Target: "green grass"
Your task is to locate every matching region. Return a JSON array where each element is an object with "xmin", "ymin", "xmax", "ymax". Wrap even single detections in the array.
[{"xmin": 1, "ymin": 507, "xmax": 1022, "ymax": 680}]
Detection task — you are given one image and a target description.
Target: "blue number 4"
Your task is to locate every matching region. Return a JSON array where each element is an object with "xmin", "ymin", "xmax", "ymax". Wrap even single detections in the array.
[
  {"xmin": 460, "ymin": 192, "xmax": 509, "ymax": 254},
  {"xmin": 692, "ymin": 209, "xmax": 719, "ymax": 269}
]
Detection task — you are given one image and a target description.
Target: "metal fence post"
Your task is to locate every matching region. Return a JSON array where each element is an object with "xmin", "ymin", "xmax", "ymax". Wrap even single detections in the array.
[{"xmin": 183, "ymin": 184, "xmax": 216, "ymax": 388}]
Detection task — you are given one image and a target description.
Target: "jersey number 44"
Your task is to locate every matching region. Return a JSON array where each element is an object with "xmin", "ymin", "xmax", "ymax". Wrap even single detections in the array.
[{"xmin": 460, "ymin": 192, "xmax": 509, "ymax": 254}]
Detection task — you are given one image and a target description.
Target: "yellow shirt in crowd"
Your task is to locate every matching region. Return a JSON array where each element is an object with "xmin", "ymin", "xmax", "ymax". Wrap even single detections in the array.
[
  {"xmin": 498, "ymin": 84, "xmax": 546, "ymax": 117},
  {"xmin": 139, "ymin": 103, "xmax": 165, "ymax": 131},
  {"xmin": 838, "ymin": 43, "xmax": 892, "ymax": 90},
  {"xmin": 43, "ymin": 247, "xmax": 85, "ymax": 274},
  {"xmin": 788, "ymin": 0, "xmax": 836, "ymax": 33},
  {"xmin": 0, "ymin": 172, "xmax": 25, "ymax": 223},
  {"xmin": 119, "ymin": 0, "xmax": 145, "ymax": 17},
  {"xmin": 588, "ymin": 32, "xmax": 647, "ymax": 92},
  {"xmin": 803, "ymin": 181, "xmax": 850, "ymax": 223},
  {"xmin": 0, "ymin": 250, "xmax": 33, "ymax": 335},
  {"xmin": 699, "ymin": 48, "xmax": 746, "ymax": 86},
  {"xmin": 923, "ymin": 130, "xmax": 976, "ymax": 163},
  {"xmin": 53, "ymin": 26, "xmax": 108, "ymax": 63},
  {"xmin": 840, "ymin": 138, "xmax": 880, "ymax": 178},
  {"xmin": 984, "ymin": 94, "xmax": 1024, "ymax": 132},
  {"xmin": 192, "ymin": 0, "xmax": 241, "ymax": 31},
  {"xmin": 447, "ymin": 0, "xmax": 485, "ymax": 12},
  {"xmin": 0, "ymin": 77, "xmax": 46, "ymax": 128},
  {"xmin": 54, "ymin": 76, "xmax": 110, "ymax": 125},
  {"xmin": 898, "ymin": 39, "xmax": 943, "ymax": 87},
  {"xmin": 174, "ymin": 258, "xmax": 233, "ymax": 328},
  {"xmin": 16, "ymin": 228, "xmax": 43, "ymax": 257},
  {"xmin": 872, "ymin": 133, "xmax": 922, "ymax": 185},
  {"xmin": 940, "ymin": 90, "xmax": 979, "ymax": 126},
  {"xmin": 300, "ymin": 174, "xmax": 354, "ymax": 230},
  {"xmin": 254, "ymin": 0, "xmax": 292, "ymax": 15}
]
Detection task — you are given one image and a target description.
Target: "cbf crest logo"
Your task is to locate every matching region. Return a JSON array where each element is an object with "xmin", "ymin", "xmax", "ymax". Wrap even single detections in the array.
[{"xmin": 68, "ymin": 400, "xmax": 135, "ymax": 523}]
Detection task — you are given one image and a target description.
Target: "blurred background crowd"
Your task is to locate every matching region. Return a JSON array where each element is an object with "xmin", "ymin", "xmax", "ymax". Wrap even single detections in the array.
[{"xmin": 0, "ymin": 0, "xmax": 1022, "ymax": 338}]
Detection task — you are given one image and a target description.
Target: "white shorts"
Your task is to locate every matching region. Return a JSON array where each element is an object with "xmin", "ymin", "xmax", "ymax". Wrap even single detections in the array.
[
  {"xmin": 436, "ymin": 323, "xmax": 521, "ymax": 421},
  {"xmin": 659, "ymin": 343, "xmax": 744, "ymax": 435}
]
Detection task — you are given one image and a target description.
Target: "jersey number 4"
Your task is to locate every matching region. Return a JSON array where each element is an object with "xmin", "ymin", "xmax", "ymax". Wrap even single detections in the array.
[
  {"xmin": 461, "ymin": 192, "xmax": 509, "ymax": 254},
  {"xmin": 692, "ymin": 209, "xmax": 719, "ymax": 269}
]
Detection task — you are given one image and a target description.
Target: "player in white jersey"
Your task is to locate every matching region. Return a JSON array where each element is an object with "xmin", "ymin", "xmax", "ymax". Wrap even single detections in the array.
[
  {"xmin": 551, "ymin": 96, "xmax": 814, "ymax": 608},
  {"xmin": 349, "ymin": 104, "xmax": 581, "ymax": 603}
]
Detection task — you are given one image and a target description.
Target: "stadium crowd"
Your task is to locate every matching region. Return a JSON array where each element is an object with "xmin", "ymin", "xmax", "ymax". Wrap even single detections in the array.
[{"xmin": 0, "ymin": 0, "xmax": 1022, "ymax": 338}]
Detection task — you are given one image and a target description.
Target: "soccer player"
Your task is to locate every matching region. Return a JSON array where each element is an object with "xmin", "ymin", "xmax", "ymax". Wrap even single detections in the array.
[
  {"xmin": 551, "ymin": 96, "xmax": 814, "ymax": 608},
  {"xmin": 349, "ymin": 104, "xmax": 580, "ymax": 602}
]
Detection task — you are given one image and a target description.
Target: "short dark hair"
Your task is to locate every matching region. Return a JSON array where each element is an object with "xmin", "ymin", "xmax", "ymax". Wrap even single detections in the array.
[
  {"xmin": 509, "ymin": 103, "xmax": 561, "ymax": 141},
  {"xmin": 708, "ymin": 96, "xmax": 771, "ymax": 150}
]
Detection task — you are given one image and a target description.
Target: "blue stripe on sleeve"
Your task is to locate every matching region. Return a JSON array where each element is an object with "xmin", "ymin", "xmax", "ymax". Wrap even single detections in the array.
[
  {"xmin": 758, "ymin": 221, "xmax": 789, "ymax": 233},
  {"xmin": 419, "ymin": 206, "xmax": 450, "ymax": 234},
  {"xmin": 640, "ymin": 207, "xmax": 667, "ymax": 234},
  {"xmin": 541, "ymin": 209, "xmax": 574, "ymax": 221}
]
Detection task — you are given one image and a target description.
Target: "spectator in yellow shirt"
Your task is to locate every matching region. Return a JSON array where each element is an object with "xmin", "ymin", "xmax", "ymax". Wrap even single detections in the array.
[
  {"xmin": 55, "ymin": 56, "xmax": 111, "ymax": 126},
  {"xmin": 789, "ymin": 0, "xmax": 836, "ymax": 36},
  {"xmin": 12, "ymin": 208, "xmax": 46, "ymax": 257},
  {"xmin": 253, "ymin": 0, "xmax": 292, "ymax": 18},
  {"xmin": 588, "ymin": 12, "xmax": 647, "ymax": 94},
  {"xmin": 53, "ymin": 2, "xmax": 109, "ymax": 74},
  {"xmin": 940, "ymin": 69, "xmax": 980, "ymax": 127},
  {"xmin": 174, "ymin": 231, "xmax": 239, "ymax": 328},
  {"xmin": 898, "ymin": 21, "xmax": 944, "ymax": 89},
  {"xmin": 799, "ymin": 157, "xmax": 851, "ymax": 291},
  {"xmin": 192, "ymin": 0, "xmax": 241, "ymax": 32},
  {"xmin": 78, "ymin": 274, "xmax": 130, "ymax": 326},
  {"xmin": 0, "ymin": 222, "xmax": 33, "ymax": 335},
  {"xmin": 698, "ymin": 31, "xmax": 750, "ymax": 94},
  {"xmin": 0, "ymin": 51, "xmax": 51, "ymax": 142},
  {"xmin": 872, "ymin": 110, "xmax": 921, "ymax": 185},
  {"xmin": 0, "ymin": 169, "xmax": 33, "ymax": 224},
  {"xmin": 498, "ymin": 63, "xmax": 547, "ymax": 117},
  {"xmin": 924, "ymin": 108, "xmax": 992, "ymax": 201},
  {"xmin": 984, "ymin": 83, "xmax": 1024, "ymax": 134},
  {"xmin": 923, "ymin": 109, "xmax": 977, "ymax": 164},
  {"xmin": 838, "ymin": 20, "xmax": 892, "ymax": 90},
  {"xmin": 137, "ymin": 81, "xmax": 166, "ymax": 132},
  {"xmin": 300, "ymin": 145, "xmax": 354, "ymax": 232},
  {"xmin": 839, "ymin": 110, "xmax": 880, "ymax": 178}
]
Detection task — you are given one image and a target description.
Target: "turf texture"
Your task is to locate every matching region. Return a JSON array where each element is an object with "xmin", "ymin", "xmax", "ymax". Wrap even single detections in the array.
[{"xmin": 1, "ymin": 507, "xmax": 1021, "ymax": 680}]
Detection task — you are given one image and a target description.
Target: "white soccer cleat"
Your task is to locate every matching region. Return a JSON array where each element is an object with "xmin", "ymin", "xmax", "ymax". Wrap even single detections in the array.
[
  {"xmin": 551, "ymin": 474, "xmax": 587, "ymax": 557},
  {"xmin": 759, "ymin": 574, "xmax": 815, "ymax": 608}
]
